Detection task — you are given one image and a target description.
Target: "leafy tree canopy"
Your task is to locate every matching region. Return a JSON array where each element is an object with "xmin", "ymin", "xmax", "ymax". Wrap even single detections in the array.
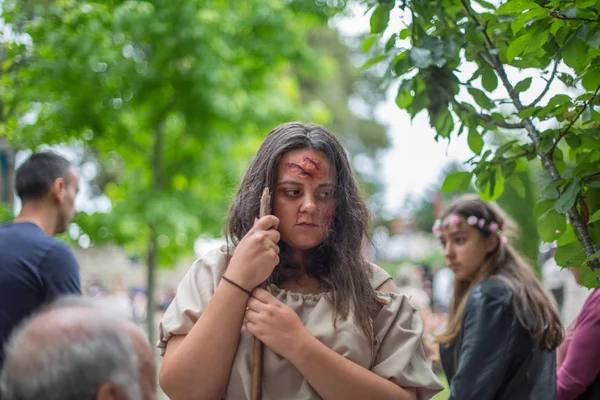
[{"xmin": 363, "ymin": 0, "xmax": 600, "ymax": 286}]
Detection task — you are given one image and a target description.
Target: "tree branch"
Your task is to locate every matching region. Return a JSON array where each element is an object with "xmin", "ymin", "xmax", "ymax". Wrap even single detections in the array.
[
  {"xmin": 452, "ymin": 99, "xmax": 525, "ymax": 129},
  {"xmin": 549, "ymin": 84, "xmax": 600, "ymax": 156},
  {"xmin": 549, "ymin": 9, "xmax": 600, "ymax": 23},
  {"xmin": 458, "ymin": 0, "xmax": 600, "ymax": 272},
  {"xmin": 489, "ymin": 150, "xmax": 536, "ymax": 165},
  {"xmin": 458, "ymin": 0, "xmax": 496, "ymax": 50},
  {"xmin": 525, "ymin": 57, "xmax": 559, "ymax": 109}
]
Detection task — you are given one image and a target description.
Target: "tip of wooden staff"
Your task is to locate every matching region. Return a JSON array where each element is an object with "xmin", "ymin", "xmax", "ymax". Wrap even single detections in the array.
[{"xmin": 261, "ymin": 187, "xmax": 270, "ymax": 198}]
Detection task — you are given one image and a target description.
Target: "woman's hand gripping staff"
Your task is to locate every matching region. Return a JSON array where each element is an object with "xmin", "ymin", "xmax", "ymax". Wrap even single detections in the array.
[{"xmin": 159, "ymin": 194, "xmax": 279, "ymax": 400}]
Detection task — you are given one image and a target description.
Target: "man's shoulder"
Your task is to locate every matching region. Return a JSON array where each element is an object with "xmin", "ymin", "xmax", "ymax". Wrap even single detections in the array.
[
  {"xmin": 43, "ymin": 240, "xmax": 77, "ymax": 265},
  {"xmin": 0, "ymin": 221, "xmax": 50, "ymax": 240},
  {"xmin": 0, "ymin": 222, "xmax": 77, "ymax": 266}
]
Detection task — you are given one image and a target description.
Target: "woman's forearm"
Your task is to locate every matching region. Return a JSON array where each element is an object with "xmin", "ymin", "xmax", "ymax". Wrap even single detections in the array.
[
  {"xmin": 289, "ymin": 334, "xmax": 416, "ymax": 400},
  {"xmin": 159, "ymin": 281, "xmax": 248, "ymax": 400}
]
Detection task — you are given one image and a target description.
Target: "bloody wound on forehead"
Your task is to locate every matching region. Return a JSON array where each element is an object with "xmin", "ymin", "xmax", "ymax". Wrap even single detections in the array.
[{"xmin": 286, "ymin": 156, "xmax": 326, "ymax": 179}]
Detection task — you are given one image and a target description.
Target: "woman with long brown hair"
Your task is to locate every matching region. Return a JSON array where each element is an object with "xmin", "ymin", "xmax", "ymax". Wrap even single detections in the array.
[
  {"xmin": 434, "ymin": 195, "xmax": 563, "ymax": 400},
  {"xmin": 157, "ymin": 122, "xmax": 442, "ymax": 400}
]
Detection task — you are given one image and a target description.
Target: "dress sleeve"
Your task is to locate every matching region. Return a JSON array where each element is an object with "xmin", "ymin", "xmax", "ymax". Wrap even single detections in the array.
[
  {"xmin": 369, "ymin": 263, "xmax": 392, "ymax": 289},
  {"xmin": 370, "ymin": 293, "xmax": 443, "ymax": 400},
  {"xmin": 557, "ymin": 289, "xmax": 600, "ymax": 400},
  {"xmin": 157, "ymin": 247, "xmax": 228, "ymax": 356}
]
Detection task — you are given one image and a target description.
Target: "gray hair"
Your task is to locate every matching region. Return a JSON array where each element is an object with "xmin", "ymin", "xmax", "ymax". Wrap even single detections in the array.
[{"xmin": 0, "ymin": 296, "xmax": 142, "ymax": 400}]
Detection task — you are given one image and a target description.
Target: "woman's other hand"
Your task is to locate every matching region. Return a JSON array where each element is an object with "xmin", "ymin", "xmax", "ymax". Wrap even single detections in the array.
[{"xmin": 245, "ymin": 288, "xmax": 309, "ymax": 360}]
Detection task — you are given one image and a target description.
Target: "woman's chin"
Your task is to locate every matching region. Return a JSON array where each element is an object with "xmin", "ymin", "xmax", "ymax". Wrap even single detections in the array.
[{"xmin": 284, "ymin": 239, "xmax": 323, "ymax": 251}]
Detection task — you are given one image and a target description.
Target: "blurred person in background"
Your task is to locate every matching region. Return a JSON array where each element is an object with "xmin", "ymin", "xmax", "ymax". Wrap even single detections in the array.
[
  {"xmin": 0, "ymin": 296, "xmax": 156, "ymax": 400},
  {"xmin": 556, "ymin": 267, "xmax": 600, "ymax": 400},
  {"xmin": 395, "ymin": 266, "xmax": 442, "ymax": 364},
  {"xmin": 432, "ymin": 265, "xmax": 453, "ymax": 314},
  {"xmin": 417, "ymin": 264, "xmax": 434, "ymax": 303},
  {"xmin": 541, "ymin": 243, "xmax": 571, "ymax": 316},
  {"xmin": 0, "ymin": 152, "xmax": 81, "ymax": 369},
  {"xmin": 434, "ymin": 195, "xmax": 563, "ymax": 400}
]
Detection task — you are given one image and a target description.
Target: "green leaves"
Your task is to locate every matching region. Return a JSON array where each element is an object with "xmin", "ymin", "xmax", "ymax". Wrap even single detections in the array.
[
  {"xmin": 534, "ymin": 199, "xmax": 556, "ymax": 217},
  {"xmin": 578, "ymin": 265, "xmax": 600, "ymax": 288},
  {"xmin": 555, "ymin": 240, "xmax": 586, "ymax": 267},
  {"xmin": 468, "ymin": 127, "xmax": 484, "ymax": 154},
  {"xmin": 409, "ymin": 48, "xmax": 433, "ymax": 69},
  {"xmin": 582, "ymin": 68, "xmax": 600, "ymax": 91},
  {"xmin": 362, "ymin": 35, "xmax": 377, "ymax": 52},
  {"xmin": 576, "ymin": 0, "xmax": 598, "ymax": 9},
  {"xmin": 511, "ymin": 8, "xmax": 548, "ymax": 35},
  {"xmin": 359, "ymin": 54, "xmax": 387, "ymax": 71},
  {"xmin": 497, "ymin": 0, "xmax": 541, "ymax": 15},
  {"xmin": 360, "ymin": 0, "xmax": 600, "ymax": 286},
  {"xmin": 370, "ymin": 5, "xmax": 391, "ymax": 34},
  {"xmin": 8, "ymin": 0, "xmax": 389, "ymax": 271},
  {"xmin": 508, "ymin": 175, "xmax": 526, "ymax": 198},
  {"xmin": 563, "ymin": 38, "xmax": 589, "ymax": 73},
  {"xmin": 538, "ymin": 209, "xmax": 567, "ymax": 242},
  {"xmin": 481, "ymin": 67, "xmax": 498, "ymax": 92},
  {"xmin": 554, "ymin": 180, "xmax": 581, "ymax": 213},
  {"xmin": 442, "ymin": 172, "xmax": 472, "ymax": 192},
  {"xmin": 514, "ymin": 77, "xmax": 532, "ymax": 93},
  {"xmin": 478, "ymin": 167, "xmax": 505, "ymax": 201},
  {"xmin": 396, "ymin": 78, "xmax": 414, "ymax": 108},
  {"xmin": 507, "ymin": 33, "xmax": 532, "ymax": 62},
  {"xmin": 468, "ymin": 87, "xmax": 495, "ymax": 110},
  {"xmin": 589, "ymin": 210, "xmax": 600, "ymax": 224}
]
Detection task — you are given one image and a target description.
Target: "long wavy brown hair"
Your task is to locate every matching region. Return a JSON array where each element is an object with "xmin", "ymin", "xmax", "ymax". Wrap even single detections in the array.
[
  {"xmin": 226, "ymin": 122, "xmax": 382, "ymax": 343},
  {"xmin": 437, "ymin": 195, "xmax": 563, "ymax": 351}
]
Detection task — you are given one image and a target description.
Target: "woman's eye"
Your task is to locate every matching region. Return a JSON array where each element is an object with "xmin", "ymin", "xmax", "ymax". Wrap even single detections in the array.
[
  {"xmin": 455, "ymin": 237, "xmax": 466, "ymax": 245},
  {"xmin": 317, "ymin": 191, "xmax": 331, "ymax": 200},
  {"xmin": 284, "ymin": 189, "xmax": 301, "ymax": 197}
]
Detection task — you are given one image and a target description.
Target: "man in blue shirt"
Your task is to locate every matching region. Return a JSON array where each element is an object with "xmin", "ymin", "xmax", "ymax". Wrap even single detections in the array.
[{"xmin": 0, "ymin": 152, "xmax": 81, "ymax": 368}]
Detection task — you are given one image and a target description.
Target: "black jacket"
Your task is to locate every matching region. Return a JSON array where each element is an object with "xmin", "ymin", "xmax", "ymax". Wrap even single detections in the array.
[{"xmin": 439, "ymin": 279, "xmax": 556, "ymax": 400}]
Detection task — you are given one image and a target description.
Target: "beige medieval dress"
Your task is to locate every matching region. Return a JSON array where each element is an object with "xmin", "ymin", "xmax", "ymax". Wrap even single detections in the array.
[{"xmin": 158, "ymin": 247, "xmax": 443, "ymax": 399}]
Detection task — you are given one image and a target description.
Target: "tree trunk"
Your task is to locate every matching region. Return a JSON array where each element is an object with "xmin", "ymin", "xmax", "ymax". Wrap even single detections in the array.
[
  {"xmin": 146, "ymin": 114, "xmax": 165, "ymax": 348},
  {"xmin": 0, "ymin": 139, "xmax": 15, "ymax": 209},
  {"xmin": 146, "ymin": 233, "xmax": 157, "ymax": 349}
]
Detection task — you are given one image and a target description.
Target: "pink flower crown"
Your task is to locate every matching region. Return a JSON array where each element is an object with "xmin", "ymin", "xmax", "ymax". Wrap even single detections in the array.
[{"xmin": 432, "ymin": 215, "xmax": 506, "ymax": 242}]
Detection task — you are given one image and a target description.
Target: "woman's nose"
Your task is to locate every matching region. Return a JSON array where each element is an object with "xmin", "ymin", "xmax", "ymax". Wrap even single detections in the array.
[
  {"xmin": 443, "ymin": 243, "xmax": 453, "ymax": 258},
  {"xmin": 299, "ymin": 194, "xmax": 317, "ymax": 214}
]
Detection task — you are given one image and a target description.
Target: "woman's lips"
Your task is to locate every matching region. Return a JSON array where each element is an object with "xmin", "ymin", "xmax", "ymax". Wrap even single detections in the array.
[{"xmin": 296, "ymin": 222, "xmax": 318, "ymax": 227}]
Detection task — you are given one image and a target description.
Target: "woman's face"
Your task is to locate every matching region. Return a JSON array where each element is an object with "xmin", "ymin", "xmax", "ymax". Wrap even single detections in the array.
[
  {"xmin": 438, "ymin": 214, "xmax": 497, "ymax": 281},
  {"xmin": 273, "ymin": 149, "xmax": 336, "ymax": 257}
]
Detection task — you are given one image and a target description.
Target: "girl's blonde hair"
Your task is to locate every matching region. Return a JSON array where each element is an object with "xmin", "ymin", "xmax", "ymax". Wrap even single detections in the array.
[{"xmin": 437, "ymin": 195, "xmax": 563, "ymax": 350}]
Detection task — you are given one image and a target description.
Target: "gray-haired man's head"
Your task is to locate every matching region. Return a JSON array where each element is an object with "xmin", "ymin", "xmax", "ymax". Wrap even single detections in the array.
[{"xmin": 0, "ymin": 296, "xmax": 156, "ymax": 400}]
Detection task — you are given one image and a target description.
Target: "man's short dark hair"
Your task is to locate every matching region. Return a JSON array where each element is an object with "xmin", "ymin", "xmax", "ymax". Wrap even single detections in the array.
[{"xmin": 15, "ymin": 152, "xmax": 73, "ymax": 202}]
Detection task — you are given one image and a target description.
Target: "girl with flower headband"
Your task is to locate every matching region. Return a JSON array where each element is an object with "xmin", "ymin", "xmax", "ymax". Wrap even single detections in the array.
[{"xmin": 433, "ymin": 195, "xmax": 563, "ymax": 400}]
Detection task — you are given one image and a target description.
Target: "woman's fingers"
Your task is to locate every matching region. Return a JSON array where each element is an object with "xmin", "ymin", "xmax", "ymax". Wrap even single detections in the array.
[
  {"xmin": 245, "ymin": 308, "xmax": 261, "ymax": 322},
  {"xmin": 252, "ymin": 288, "xmax": 277, "ymax": 304},
  {"xmin": 253, "ymin": 215, "xmax": 280, "ymax": 231},
  {"xmin": 247, "ymin": 296, "xmax": 266, "ymax": 312}
]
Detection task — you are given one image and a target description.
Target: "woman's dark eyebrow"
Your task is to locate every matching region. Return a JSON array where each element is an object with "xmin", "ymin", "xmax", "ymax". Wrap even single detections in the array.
[
  {"xmin": 277, "ymin": 180, "xmax": 303, "ymax": 186},
  {"xmin": 277, "ymin": 181, "xmax": 334, "ymax": 187}
]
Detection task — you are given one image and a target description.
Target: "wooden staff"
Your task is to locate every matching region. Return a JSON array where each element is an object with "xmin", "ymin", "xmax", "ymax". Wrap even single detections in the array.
[{"xmin": 251, "ymin": 187, "xmax": 271, "ymax": 400}]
